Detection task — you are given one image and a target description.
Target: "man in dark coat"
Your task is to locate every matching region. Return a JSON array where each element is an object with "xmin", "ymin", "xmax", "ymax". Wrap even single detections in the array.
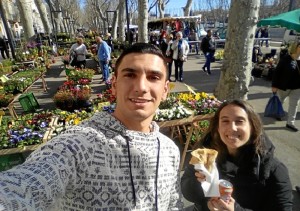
[
  {"xmin": 200, "ymin": 30, "xmax": 215, "ymax": 75},
  {"xmin": 0, "ymin": 36, "xmax": 10, "ymax": 59}
]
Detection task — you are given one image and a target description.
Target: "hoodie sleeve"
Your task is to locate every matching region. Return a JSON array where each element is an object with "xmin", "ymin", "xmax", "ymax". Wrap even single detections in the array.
[{"xmin": 0, "ymin": 128, "xmax": 94, "ymax": 210}]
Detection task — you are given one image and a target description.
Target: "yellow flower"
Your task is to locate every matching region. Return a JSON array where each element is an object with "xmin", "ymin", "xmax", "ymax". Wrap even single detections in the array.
[{"xmin": 74, "ymin": 118, "xmax": 80, "ymax": 125}]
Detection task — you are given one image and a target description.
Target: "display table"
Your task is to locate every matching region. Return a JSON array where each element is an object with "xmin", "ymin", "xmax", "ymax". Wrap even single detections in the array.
[{"xmin": 157, "ymin": 113, "xmax": 214, "ymax": 170}]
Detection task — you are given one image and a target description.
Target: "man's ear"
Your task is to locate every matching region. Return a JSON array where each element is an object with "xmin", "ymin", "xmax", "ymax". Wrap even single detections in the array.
[
  {"xmin": 111, "ymin": 75, "xmax": 117, "ymax": 96},
  {"xmin": 161, "ymin": 80, "xmax": 169, "ymax": 101}
]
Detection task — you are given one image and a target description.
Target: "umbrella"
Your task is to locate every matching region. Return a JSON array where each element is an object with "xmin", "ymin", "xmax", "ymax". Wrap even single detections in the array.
[{"xmin": 258, "ymin": 9, "xmax": 300, "ymax": 32}]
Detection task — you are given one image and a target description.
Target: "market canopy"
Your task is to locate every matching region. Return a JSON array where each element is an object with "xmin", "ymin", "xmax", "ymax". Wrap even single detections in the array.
[{"xmin": 258, "ymin": 9, "xmax": 300, "ymax": 32}]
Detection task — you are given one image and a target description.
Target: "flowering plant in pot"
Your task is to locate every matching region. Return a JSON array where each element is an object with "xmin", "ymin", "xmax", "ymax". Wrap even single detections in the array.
[{"xmin": 53, "ymin": 89, "xmax": 75, "ymax": 110}]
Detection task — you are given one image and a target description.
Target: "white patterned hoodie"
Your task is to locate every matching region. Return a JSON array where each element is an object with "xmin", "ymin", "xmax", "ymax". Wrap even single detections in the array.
[{"xmin": 0, "ymin": 112, "xmax": 183, "ymax": 210}]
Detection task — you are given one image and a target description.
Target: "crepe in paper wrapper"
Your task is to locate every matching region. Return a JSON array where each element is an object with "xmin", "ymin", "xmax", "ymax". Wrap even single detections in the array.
[{"xmin": 189, "ymin": 148, "xmax": 220, "ymax": 197}]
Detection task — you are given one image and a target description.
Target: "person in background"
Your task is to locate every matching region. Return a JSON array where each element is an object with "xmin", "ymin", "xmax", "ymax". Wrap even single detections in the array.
[
  {"xmin": 272, "ymin": 41, "xmax": 300, "ymax": 132},
  {"xmin": 189, "ymin": 29, "xmax": 199, "ymax": 55},
  {"xmin": 200, "ymin": 29, "xmax": 215, "ymax": 75},
  {"xmin": 69, "ymin": 37, "xmax": 88, "ymax": 68},
  {"xmin": 166, "ymin": 34, "xmax": 174, "ymax": 81},
  {"xmin": 149, "ymin": 31, "xmax": 158, "ymax": 46},
  {"xmin": 0, "ymin": 43, "xmax": 183, "ymax": 210},
  {"xmin": 96, "ymin": 36, "xmax": 111, "ymax": 83},
  {"xmin": 0, "ymin": 36, "xmax": 10, "ymax": 59},
  {"xmin": 181, "ymin": 99, "xmax": 293, "ymax": 211},
  {"xmin": 35, "ymin": 34, "xmax": 42, "ymax": 52},
  {"xmin": 106, "ymin": 32, "xmax": 114, "ymax": 52},
  {"xmin": 260, "ymin": 26, "xmax": 269, "ymax": 47},
  {"xmin": 171, "ymin": 31, "xmax": 189, "ymax": 82}
]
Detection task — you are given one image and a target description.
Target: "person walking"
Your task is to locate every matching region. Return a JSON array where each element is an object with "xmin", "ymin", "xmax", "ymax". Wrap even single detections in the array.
[
  {"xmin": 0, "ymin": 36, "xmax": 10, "ymax": 59},
  {"xmin": 200, "ymin": 30, "xmax": 215, "ymax": 75},
  {"xmin": 69, "ymin": 37, "xmax": 88, "ymax": 68},
  {"xmin": 272, "ymin": 41, "xmax": 300, "ymax": 132},
  {"xmin": 171, "ymin": 31, "xmax": 189, "ymax": 82},
  {"xmin": 96, "ymin": 36, "xmax": 111, "ymax": 83},
  {"xmin": 0, "ymin": 43, "xmax": 183, "ymax": 210},
  {"xmin": 181, "ymin": 100, "xmax": 293, "ymax": 211}
]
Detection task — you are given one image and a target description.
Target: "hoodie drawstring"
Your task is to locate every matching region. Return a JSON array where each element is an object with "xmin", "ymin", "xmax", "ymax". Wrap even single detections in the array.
[{"xmin": 126, "ymin": 137, "xmax": 160, "ymax": 210}]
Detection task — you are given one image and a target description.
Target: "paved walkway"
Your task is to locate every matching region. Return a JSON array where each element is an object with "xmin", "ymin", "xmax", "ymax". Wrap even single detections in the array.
[{"xmin": 5, "ymin": 47, "xmax": 300, "ymax": 210}]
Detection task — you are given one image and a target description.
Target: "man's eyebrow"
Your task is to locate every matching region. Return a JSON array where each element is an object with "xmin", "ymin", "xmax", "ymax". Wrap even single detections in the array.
[
  {"xmin": 119, "ymin": 68, "xmax": 135, "ymax": 73},
  {"xmin": 119, "ymin": 68, "xmax": 165, "ymax": 75}
]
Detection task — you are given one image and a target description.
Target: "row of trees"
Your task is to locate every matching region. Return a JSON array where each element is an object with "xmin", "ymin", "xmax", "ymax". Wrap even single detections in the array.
[
  {"xmin": 0, "ymin": 0, "xmax": 298, "ymax": 100},
  {"xmin": 1, "ymin": 0, "xmax": 298, "ymax": 43}
]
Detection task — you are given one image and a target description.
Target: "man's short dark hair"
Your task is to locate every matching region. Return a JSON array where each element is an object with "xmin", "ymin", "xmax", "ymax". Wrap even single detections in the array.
[{"xmin": 114, "ymin": 43, "xmax": 167, "ymax": 77}]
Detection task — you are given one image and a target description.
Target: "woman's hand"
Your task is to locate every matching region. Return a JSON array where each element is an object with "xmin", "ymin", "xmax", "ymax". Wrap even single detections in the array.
[
  {"xmin": 195, "ymin": 170, "xmax": 206, "ymax": 183},
  {"xmin": 207, "ymin": 197, "xmax": 235, "ymax": 211}
]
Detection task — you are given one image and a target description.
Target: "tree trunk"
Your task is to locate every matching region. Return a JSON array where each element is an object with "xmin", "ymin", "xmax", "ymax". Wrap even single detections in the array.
[
  {"xmin": 138, "ymin": 0, "xmax": 148, "ymax": 43},
  {"xmin": 118, "ymin": 1, "xmax": 125, "ymax": 42},
  {"xmin": 17, "ymin": 0, "xmax": 35, "ymax": 40},
  {"xmin": 288, "ymin": 0, "xmax": 296, "ymax": 11},
  {"xmin": 183, "ymin": 0, "xmax": 193, "ymax": 16},
  {"xmin": 158, "ymin": 0, "xmax": 165, "ymax": 18},
  {"xmin": 112, "ymin": 11, "xmax": 118, "ymax": 39},
  {"xmin": 34, "ymin": 0, "xmax": 51, "ymax": 34},
  {"xmin": 215, "ymin": 0, "xmax": 260, "ymax": 101}
]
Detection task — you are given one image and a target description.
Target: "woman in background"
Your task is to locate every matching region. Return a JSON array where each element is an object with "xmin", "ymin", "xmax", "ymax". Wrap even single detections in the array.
[
  {"xmin": 171, "ymin": 31, "xmax": 189, "ymax": 82},
  {"xmin": 69, "ymin": 37, "xmax": 88, "ymax": 68},
  {"xmin": 166, "ymin": 34, "xmax": 174, "ymax": 81}
]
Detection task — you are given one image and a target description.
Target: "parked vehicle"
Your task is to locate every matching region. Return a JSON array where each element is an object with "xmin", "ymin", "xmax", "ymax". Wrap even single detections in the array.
[
  {"xmin": 283, "ymin": 29, "xmax": 300, "ymax": 44},
  {"xmin": 213, "ymin": 27, "xmax": 227, "ymax": 39}
]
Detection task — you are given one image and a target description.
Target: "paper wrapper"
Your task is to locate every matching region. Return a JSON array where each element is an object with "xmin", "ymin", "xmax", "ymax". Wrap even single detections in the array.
[{"xmin": 194, "ymin": 162, "xmax": 220, "ymax": 197}]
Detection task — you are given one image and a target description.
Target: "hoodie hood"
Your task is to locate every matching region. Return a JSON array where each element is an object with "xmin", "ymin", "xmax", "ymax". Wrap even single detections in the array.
[{"xmin": 80, "ymin": 111, "xmax": 160, "ymax": 140}]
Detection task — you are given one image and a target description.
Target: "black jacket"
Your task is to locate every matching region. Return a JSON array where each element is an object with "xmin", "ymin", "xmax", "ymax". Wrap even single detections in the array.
[
  {"xmin": 272, "ymin": 54, "xmax": 300, "ymax": 90},
  {"xmin": 201, "ymin": 36, "xmax": 215, "ymax": 54},
  {"xmin": 181, "ymin": 134, "xmax": 293, "ymax": 211}
]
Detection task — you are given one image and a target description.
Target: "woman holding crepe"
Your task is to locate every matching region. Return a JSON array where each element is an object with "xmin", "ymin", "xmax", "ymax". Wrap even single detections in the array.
[{"xmin": 181, "ymin": 100, "xmax": 293, "ymax": 211}]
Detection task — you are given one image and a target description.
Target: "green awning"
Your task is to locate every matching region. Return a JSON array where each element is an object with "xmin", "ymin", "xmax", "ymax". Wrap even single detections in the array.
[{"xmin": 258, "ymin": 9, "xmax": 300, "ymax": 32}]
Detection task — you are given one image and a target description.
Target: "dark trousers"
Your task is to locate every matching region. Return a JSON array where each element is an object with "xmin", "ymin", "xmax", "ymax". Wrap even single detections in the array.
[
  {"xmin": 75, "ymin": 60, "xmax": 86, "ymax": 69},
  {"xmin": 203, "ymin": 52, "xmax": 214, "ymax": 74},
  {"xmin": 174, "ymin": 59, "xmax": 184, "ymax": 81},
  {"xmin": 0, "ymin": 47, "xmax": 9, "ymax": 59}
]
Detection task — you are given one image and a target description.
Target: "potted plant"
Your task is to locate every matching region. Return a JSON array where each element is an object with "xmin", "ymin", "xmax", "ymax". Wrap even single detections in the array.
[{"xmin": 53, "ymin": 90, "xmax": 75, "ymax": 111}]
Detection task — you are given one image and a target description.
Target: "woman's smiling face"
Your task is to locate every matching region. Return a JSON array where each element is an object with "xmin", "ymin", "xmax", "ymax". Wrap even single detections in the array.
[{"xmin": 218, "ymin": 104, "xmax": 252, "ymax": 156}]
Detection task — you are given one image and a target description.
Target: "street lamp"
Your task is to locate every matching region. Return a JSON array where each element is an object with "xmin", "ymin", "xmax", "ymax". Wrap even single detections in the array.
[
  {"xmin": 106, "ymin": 10, "xmax": 115, "ymax": 33},
  {"xmin": 45, "ymin": 0, "xmax": 61, "ymax": 45},
  {"xmin": 125, "ymin": 0, "xmax": 131, "ymax": 45}
]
